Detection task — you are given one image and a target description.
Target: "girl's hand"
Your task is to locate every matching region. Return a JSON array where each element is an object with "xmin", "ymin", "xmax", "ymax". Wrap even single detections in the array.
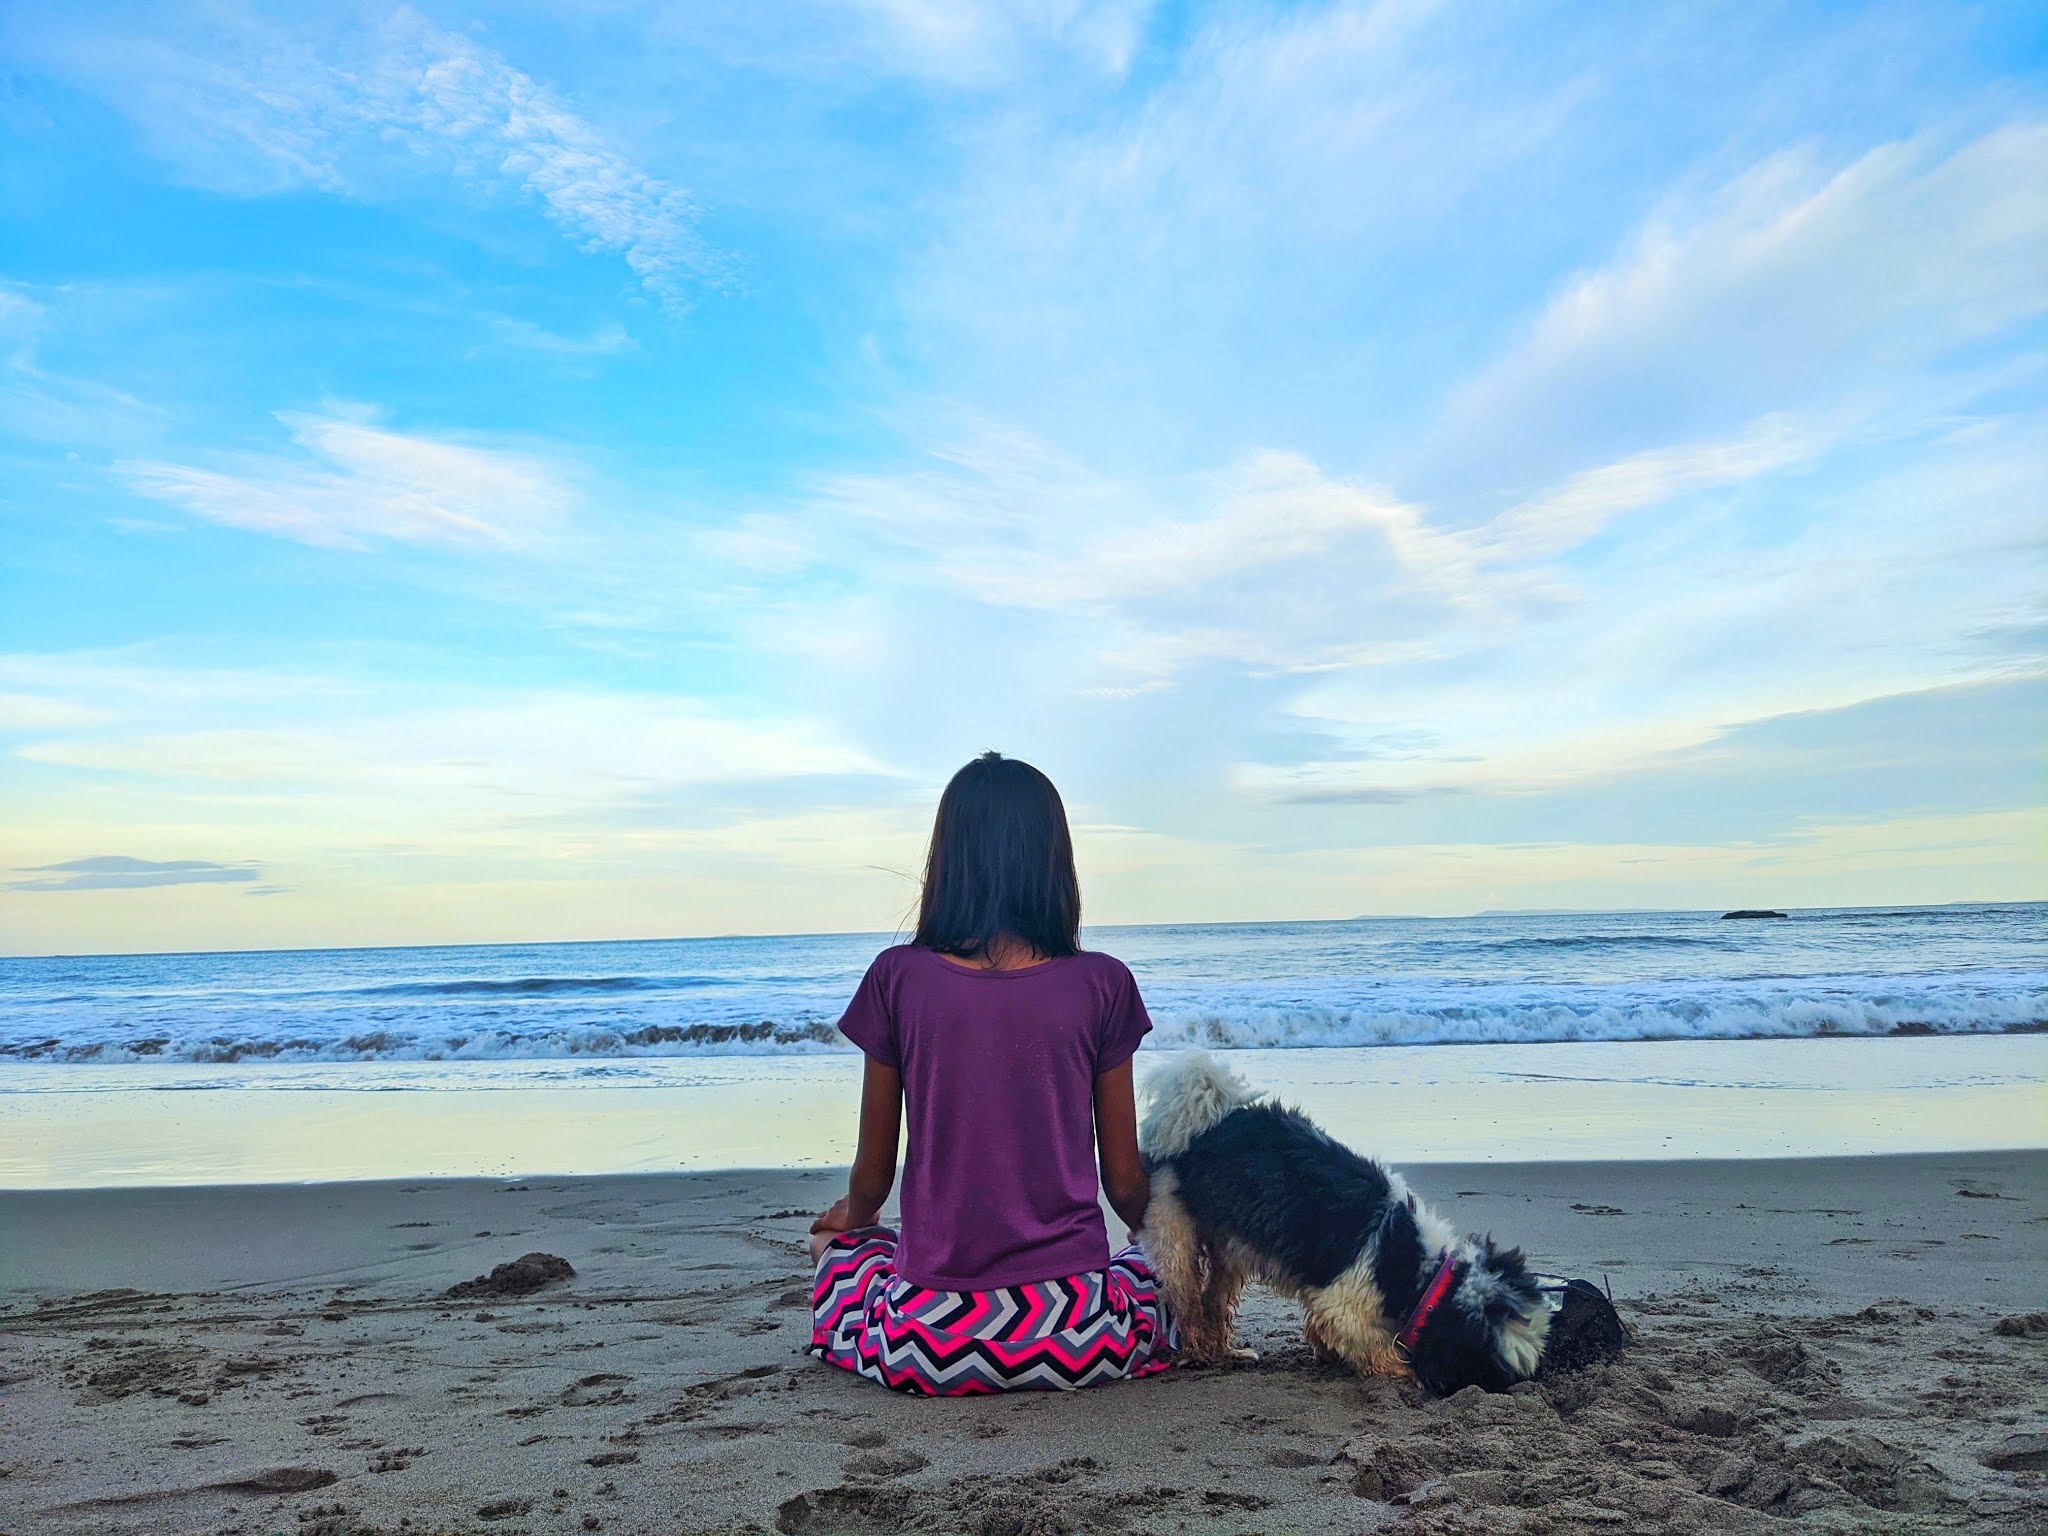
[{"xmin": 810, "ymin": 1196, "xmax": 855, "ymax": 1235}]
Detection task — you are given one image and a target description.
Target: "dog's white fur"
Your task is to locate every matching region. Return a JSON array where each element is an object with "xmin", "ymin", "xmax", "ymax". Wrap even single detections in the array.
[{"xmin": 1138, "ymin": 1049, "xmax": 1255, "ymax": 1159}]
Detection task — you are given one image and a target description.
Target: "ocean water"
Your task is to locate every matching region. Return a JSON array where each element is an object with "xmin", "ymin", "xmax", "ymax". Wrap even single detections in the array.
[
  {"xmin": 1, "ymin": 903, "xmax": 2041, "ymax": 1069},
  {"xmin": 3, "ymin": 905, "xmax": 2043, "ymax": 1185}
]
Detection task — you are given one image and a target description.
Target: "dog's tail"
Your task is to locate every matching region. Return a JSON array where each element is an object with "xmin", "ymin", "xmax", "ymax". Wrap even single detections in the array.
[{"xmin": 1139, "ymin": 1050, "xmax": 1255, "ymax": 1160}]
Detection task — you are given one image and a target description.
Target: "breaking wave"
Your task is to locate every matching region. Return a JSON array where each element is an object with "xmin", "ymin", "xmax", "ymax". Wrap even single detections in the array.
[
  {"xmin": 5, "ymin": 906, "xmax": 2040, "ymax": 1069},
  {"xmin": 3, "ymin": 974, "xmax": 2039, "ymax": 1066}
]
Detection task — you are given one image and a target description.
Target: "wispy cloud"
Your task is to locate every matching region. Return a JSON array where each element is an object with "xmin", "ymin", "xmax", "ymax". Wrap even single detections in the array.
[
  {"xmin": 844, "ymin": 0, "xmax": 1156, "ymax": 85},
  {"xmin": 0, "ymin": 691, "xmax": 110, "ymax": 732},
  {"xmin": 0, "ymin": 279, "xmax": 161, "ymax": 447},
  {"xmin": 1478, "ymin": 415, "xmax": 1826, "ymax": 562},
  {"xmin": 46, "ymin": 7, "xmax": 716, "ymax": 305},
  {"xmin": 2, "ymin": 653, "xmax": 902, "ymax": 833},
  {"xmin": 1427, "ymin": 123, "xmax": 2048, "ymax": 496},
  {"xmin": 119, "ymin": 410, "xmax": 577, "ymax": 551},
  {"xmin": 10, "ymin": 856, "xmax": 261, "ymax": 892},
  {"xmin": 1253, "ymin": 412, "xmax": 2047, "ymax": 806},
  {"xmin": 800, "ymin": 411, "xmax": 1825, "ymax": 681},
  {"xmin": 378, "ymin": 11, "xmax": 713, "ymax": 303},
  {"xmin": 895, "ymin": 0, "xmax": 1569, "ymax": 465},
  {"xmin": 485, "ymin": 316, "xmax": 637, "ymax": 356}
]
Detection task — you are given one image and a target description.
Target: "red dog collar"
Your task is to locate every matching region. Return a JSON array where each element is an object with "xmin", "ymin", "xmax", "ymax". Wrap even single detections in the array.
[{"xmin": 1397, "ymin": 1250, "xmax": 1459, "ymax": 1351}]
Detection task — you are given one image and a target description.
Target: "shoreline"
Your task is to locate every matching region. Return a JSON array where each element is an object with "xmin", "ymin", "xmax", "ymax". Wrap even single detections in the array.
[
  {"xmin": 2, "ymin": 1153, "xmax": 2042, "ymax": 1534},
  {"xmin": 4, "ymin": 1034, "xmax": 2043, "ymax": 1190}
]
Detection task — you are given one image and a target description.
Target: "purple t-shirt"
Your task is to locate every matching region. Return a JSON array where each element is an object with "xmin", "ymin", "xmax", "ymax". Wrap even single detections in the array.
[{"xmin": 836, "ymin": 944, "xmax": 1152, "ymax": 1291}]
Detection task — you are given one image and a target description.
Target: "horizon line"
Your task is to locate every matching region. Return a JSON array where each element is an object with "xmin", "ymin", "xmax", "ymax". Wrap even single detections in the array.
[{"xmin": 3, "ymin": 898, "xmax": 2042, "ymax": 965}]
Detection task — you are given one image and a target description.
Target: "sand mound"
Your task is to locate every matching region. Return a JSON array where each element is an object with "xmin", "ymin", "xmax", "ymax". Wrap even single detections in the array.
[{"xmin": 444, "ymin": 1252, "xmax": 575, "ymax": 1299}]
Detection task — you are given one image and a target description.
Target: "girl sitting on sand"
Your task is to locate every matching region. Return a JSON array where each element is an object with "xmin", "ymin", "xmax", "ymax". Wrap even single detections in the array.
[{"xmin": 805, "ymin": 751, "xmax": 1176, "ymax": 1394}]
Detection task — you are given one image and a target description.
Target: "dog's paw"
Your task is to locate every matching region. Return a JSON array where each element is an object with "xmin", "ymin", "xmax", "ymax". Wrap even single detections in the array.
[{"xmin": 1229, "ymin": 1346, "xmax": 1261, "ymax": 1364}]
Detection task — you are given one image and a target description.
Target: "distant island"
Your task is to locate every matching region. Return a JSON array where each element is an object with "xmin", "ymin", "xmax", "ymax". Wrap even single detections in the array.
[{"xmin": 1721, "ymin": 909, "xmax": 1789, "ymax": 920}]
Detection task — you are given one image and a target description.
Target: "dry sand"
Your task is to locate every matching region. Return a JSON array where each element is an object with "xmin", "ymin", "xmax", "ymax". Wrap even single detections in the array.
[{"xmin": 1, "ymin": 1152, "xmax": 2042, "ymax": 1535}]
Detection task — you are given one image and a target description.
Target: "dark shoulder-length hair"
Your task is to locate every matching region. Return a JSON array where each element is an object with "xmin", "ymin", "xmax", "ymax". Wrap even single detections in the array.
[{"xmin": 914, "ymin": 752, "xmax": 1081, "ymax": 959}]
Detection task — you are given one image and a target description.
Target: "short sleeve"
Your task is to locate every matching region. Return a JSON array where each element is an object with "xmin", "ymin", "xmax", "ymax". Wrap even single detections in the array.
[
  {"xmin": 837, "ymin": 954, "xmax": 899, "ymax": 1068},
  {"xmin": 1096, "ymin": 962, "xmax": 1152, "ymax": 1074}
]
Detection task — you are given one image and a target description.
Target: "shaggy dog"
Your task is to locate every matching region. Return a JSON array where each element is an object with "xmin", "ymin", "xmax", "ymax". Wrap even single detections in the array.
[{"xmin": 1138, "ymin": 1051, "xmax": 1551, "ymax": 1394}]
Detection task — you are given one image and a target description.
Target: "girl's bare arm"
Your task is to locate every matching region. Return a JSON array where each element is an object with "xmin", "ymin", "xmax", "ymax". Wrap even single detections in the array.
[
  {"xmin": 1094, "ymin": 1059, "xmax": 1151, "ymax": 1235},
  {"xmin": 813, "ymin": 1057, "xmax": 902, "ymax": 1236}
]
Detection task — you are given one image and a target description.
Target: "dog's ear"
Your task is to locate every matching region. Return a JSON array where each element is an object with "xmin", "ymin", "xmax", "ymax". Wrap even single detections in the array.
[
  {"xmin": 1488, "ymin": 1237, "xmax": 1531, "ymax": 1277},
  {"xmin": 1471, "ymin": 1234, "xmax": 1542, "ymax": 1300},
  {"xmin": 1470, "ymin": 1233, "xmax": 1520, "ymax": 1263}
]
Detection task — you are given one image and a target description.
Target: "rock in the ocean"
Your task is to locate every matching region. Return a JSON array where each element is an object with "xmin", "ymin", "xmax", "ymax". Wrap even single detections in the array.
[{"xmin": 1721, "ymin": 909, "xmax": 1788, "ymax": 920}]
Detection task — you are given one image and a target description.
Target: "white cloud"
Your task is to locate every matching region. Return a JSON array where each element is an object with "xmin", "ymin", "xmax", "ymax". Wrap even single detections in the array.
[
  {"xmin": 0, "ymin": 651, "xmax": 364, "ymax": 713},
  {"xmin": 0, "ymin": 654, "xmax": 920, "ymax": 950},
  {"xmin": 1427, "ymin": 122, "xmax": 2048, "ymax": 494},
  {"xmin": 0, "ymin": 691, "xmax": 110, "ymax": 732},
  {"xmin": 777, "ymin": 109, "xmax": 2047, "ymax": 812},
  {"xmin": 22, "ymin": 696, "xmax": 886, "ymax": 804},
  {"xmin": 54, "ymin": 7, "xmax": 714, "ymax": 304},
  {"xmin": 848, "ymin": 0, "xmax": 1157, "ymax": 84},
  {"xmin": 119, "ymin": 410, "xmax": 578, "ymax": 551},
  {"xmin": 0, "ymin": 280, "xmax": 163, "ymax": 447},
  {"xmin": 1254, "ymin": 410, "xmax": 2048, "ymax": 804},
  {"xmin": 893, "ymin": 0, "xmax": 1566, "ymax": 464},
  {"xmin": 800, "ymin": 408, "xmax": 1836, "ymax": 681},
  {"xmin": 2, "ymin": 653, "xmax": 904, "ymax": 854},
  {"xmin": 486, "ymin": 316, "xmax": 637, "ymax": 356},
  {"xmin": 377, "ymin": 11, "xmax": 711, "ymax": 302},
  {"xmin": 1479, "ymin": 415, "xmax": 1826, "ymax": 562},
  {"xmin": 764, "ymin": 377, "xmax": 2040, "ymax": 818}
]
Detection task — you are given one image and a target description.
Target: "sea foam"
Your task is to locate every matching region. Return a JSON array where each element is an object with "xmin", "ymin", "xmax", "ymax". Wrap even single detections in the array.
[{"xmin": 3, "ymin": 905, "xmax": 2041, "ymax": 1067}]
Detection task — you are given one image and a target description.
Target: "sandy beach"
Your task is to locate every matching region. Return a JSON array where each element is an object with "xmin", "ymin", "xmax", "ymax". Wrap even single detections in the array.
[{"xmin": 2, "ymin": 1151, "xmax": 2042, "ymax": 1536}]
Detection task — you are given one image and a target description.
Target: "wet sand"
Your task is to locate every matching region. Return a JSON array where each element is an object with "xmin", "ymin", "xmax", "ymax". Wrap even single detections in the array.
[
  {"xmin": 2, "ymin": 1152, "xmax": 2043, "ymax": 1535},
  {"xmin": 7, "ymin": 1034, "xmax": 2044, "ymax": 1188}
]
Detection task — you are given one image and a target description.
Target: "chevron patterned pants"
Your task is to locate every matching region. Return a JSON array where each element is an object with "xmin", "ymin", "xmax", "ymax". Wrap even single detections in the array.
[{"xmin": 807, "ymin": 1228, "xmax": 1179, "ymax": 1394}]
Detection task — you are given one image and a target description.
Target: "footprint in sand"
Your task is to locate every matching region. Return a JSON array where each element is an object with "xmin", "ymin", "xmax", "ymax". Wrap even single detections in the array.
[
  {"xmin": 1980, "ymin": 1433, "xmax": 2048, "ymax": 1473},
  {"xmin": 560, "ymin": 1372, "xmax": 632, "ymax": 1407},
  {"xmin": 221, "ymin": 1467, "xmax": 339, "ymax": 1494},
  {"xmin": 1201, "ymin": 1491, "xmax": 1272, "ymax": 1511},
  {"xmin": 775, "ymin": 1486, "xmax": 905, "ymax": 1534}
]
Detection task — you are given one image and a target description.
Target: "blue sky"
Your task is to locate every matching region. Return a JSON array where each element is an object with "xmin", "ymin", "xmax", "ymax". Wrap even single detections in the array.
[{"xmin": 1, "ymin": 0, "xmax": 2042, "ymax": 954}]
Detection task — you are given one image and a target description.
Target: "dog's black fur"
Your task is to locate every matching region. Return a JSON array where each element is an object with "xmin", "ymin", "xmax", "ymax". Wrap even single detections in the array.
[{"xmin": 1173, "ymin": 1103, "xmax": 1406, "ymax": 1287}]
